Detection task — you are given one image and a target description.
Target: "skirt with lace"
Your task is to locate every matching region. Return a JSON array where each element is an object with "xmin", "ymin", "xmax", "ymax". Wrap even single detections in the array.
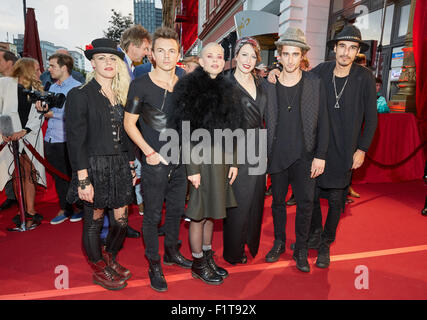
[{"xmin": 67, "ymin": 153, "xmax": 134, "ymax": 209}]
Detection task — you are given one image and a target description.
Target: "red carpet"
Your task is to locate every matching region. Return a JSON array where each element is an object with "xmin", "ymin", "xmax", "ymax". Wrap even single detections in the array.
[{"xmin": 0, "ymin": 180, "xmax": 426, "ymax": 300}]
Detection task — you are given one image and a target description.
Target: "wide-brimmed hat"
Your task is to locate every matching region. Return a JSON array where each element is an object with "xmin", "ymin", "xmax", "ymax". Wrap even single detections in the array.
[
  {"xmin": 84, "ymin": 38, "xmax": 125, "ymax": 60},
  {"xmin": 275, "ymin": 27, "xmax": 310, "ymax": 51},
  {"xmin": 327, "ymin": 25, "xmax": 370, "ymax": 53}
]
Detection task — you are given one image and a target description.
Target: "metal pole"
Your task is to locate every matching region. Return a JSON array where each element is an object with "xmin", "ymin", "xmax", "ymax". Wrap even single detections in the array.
[
  {"xmin": 23, "ymin": 0, "xmax": 27, "ymax": 25},
  {"xmin": 12, "ymin": 140, "xmax": 27, "ymax": 231},
  {"xmin": 375, "ymin": 0, "xmax": 388, "ymax": 77}
]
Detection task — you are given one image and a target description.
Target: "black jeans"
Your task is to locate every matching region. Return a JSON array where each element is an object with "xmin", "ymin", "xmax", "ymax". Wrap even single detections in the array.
[
  {"xmin": 270, "ymin": 158, "xmax": 316, "ymax": 250},
  {"xmin": 140, "ymin": 163, "xmax": 187, "ymax": 260},
  {"xmin": 311, "ymin": 186, "xmax": 347, "ymax": 245},
  {"xmin": 44, "ymin": 141, "xmax": 73, "ymax": 212}
]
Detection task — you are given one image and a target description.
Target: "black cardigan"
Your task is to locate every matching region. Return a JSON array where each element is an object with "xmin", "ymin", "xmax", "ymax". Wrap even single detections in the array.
[
  {"xmin": 65, "ymin": 78, "xmax": 134, "ymax": 172},
  {"xmin": 263, "ymin": 71, "xmax": 329, "ymax": 173},
  {"xmin": 311, "ymin": 61, "xmax": 378, "ymax": 188}
]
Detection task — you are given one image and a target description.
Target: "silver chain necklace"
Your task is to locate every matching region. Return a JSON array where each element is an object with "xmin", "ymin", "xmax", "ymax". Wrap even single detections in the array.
[{"xmin": 332, "ymin": 73, "xmax": 348, "ymax": 109}]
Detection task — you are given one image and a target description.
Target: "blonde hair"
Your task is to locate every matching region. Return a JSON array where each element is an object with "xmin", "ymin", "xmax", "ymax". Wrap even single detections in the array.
[
  {"xmin": 11, "ymin": 58, "xmax": 43, "ymax": 91},
  {"xmin": 86, "ymin": 57, "xmax": 130, "ymax": 106}
]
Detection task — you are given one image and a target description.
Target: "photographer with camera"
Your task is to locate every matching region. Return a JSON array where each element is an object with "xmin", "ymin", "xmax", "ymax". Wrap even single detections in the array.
[
  {"xmin": 38, "ymin": 53, "xmax": 82, "ymax": 225},
  {"xmin": 0, "ymin": 58, "xmax": 46, "ymax": 229}
]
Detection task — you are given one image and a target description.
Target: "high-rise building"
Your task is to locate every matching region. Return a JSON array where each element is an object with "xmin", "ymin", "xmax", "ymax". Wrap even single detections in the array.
[{"xmin": 134, "ymin": 0, "xmax": 163, "ymax": 34}]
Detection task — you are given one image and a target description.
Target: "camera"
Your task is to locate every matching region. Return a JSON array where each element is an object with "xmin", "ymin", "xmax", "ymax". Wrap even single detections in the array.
[{"xmin": 22, "ymin": 89, "xmax": 66, "ymax": 110}]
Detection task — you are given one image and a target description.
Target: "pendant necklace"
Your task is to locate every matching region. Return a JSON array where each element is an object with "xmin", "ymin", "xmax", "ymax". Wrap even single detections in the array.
[
  {"xmin": 332, "ymin": 73, "xmax": 348, "ymax": 109},
  {"xmin": 284, "ymin": 80, "xmax": 300, "ymax": 112}
]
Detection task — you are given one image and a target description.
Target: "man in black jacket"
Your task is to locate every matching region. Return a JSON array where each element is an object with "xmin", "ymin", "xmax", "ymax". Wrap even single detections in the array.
[
  {"xmin": 264, "ymin": 28, "xmax": 329, "ymax": 273},
  {"xmin": 308, "ymin": 25, "xmax": 378, "ymax": 268}
]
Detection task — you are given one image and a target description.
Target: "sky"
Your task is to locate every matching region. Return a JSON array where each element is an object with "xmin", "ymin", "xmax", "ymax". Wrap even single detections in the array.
[{"xmin": 0, "ymin": 0, "xmax": 162, "ymax": 70}]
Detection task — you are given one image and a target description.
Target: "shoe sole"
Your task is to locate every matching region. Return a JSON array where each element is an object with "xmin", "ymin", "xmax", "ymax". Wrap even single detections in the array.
[
  {"xmin": 292, "ymin": 256, "xmax": 311, "ymax": 273},
  {"xmin": 315, "ymin": 261, "xmax": 330, "ymax": 269},
  {"xmin": 69, "ymin": 218, "xmax": 82, "ymax": 222},
  {"xmin": 93, "ymin": 279, "xmax": 127, "ymax": 291},
  {"xmin": 265, "ymin": 250, "xmax": 285, "ymax": 263},
  {"xmin": 150, "ymin": 284, "xmax": 168, "ymax": 292},
  {"xmin": 191, "ymin": 272, "xmax": 223, "ymax": 285},
  {"xmin": 163, "ymin": 260, "xmax": 192, "ymax": 269},
  {"xmin": 50, "ymin": 217, "xmax": 69, "ymax": 225}
]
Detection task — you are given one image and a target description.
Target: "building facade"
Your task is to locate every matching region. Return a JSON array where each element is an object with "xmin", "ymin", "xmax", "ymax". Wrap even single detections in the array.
[
  {"xmin": 197, "ymin": 0, "xmax": 412, "ymax": 99},
  {"xmin": 134, "ymin": 0, "xmax": 163, "ymax": 34},
  {"xmin": 13, "ymin": 34, "xmax": 85, "ymax": 72}
]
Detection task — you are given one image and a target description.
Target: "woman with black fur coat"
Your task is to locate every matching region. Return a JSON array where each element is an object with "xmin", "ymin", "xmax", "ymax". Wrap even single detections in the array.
[{"xmin": 169, "ymin": 43, "xmax": 244, "ymax": 285}]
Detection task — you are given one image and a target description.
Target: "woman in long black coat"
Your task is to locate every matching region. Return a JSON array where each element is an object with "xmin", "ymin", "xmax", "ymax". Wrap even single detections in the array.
[{"xmin": 223, "ymin": 37, "xmax": 267, "ymax": 265}]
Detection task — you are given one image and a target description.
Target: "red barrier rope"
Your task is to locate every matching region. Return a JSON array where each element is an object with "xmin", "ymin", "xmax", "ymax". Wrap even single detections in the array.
[
  {"xmin": 22, "ymin": 139, "xmax": 71, "ymax": 182},
  {"xmin": 366, "ymin": 141, "xmax": 427, "ymax": 168}
]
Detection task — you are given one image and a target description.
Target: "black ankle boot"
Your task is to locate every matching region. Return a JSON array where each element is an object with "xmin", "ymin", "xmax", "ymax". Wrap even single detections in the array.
[
  {"xmin": 316, "ymin": 242, "xmax": 330, "ymax": 268},
  {"xmin": 203, "ymin": 249, "xmax": 228, "ymax": 279},
  {"xmin": 265, "ymin": 241, "xmax": 286, "ymax": 263},
  {"xmin": 191, "ymin": 255, "xmax": 223, "ymax": 285},
  {"xmin": 164, "ymin": 244, "xmax": 193, "ymax": 269},
  {"xmin": 292, "ymin": 248, "xmax": 310, "ymax": 273},
  {"xmin": 148, "ymin": 259, "xmax": 168, "ymax": 292}
]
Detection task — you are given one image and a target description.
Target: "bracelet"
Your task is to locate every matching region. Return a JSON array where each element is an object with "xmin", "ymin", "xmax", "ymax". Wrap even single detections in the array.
[
  {"xmin": 78, "ymin": 177, "xmax": 91, "ymax": 190},
  {"xmin": 146, "ymin": 151, "xmax": 156, "ymax": 158}
]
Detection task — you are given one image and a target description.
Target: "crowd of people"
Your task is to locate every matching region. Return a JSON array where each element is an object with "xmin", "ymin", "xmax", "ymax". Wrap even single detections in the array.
[{"xmin": 0, "ymin": 23, "xmax": 382, "ymax": 291}]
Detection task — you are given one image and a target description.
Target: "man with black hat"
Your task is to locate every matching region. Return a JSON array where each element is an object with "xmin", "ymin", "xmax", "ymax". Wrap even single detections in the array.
[
  {"xmin": 308, "ymin": 25, "xmax": 378, "ymax": 268},
  {"xmin": 264, "ymin": 27, "xmax": 329, "ymax": 273}
]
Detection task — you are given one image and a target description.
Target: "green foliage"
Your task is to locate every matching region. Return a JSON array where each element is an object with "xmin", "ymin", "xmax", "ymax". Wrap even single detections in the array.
[{"xmin": 103, "ymin": 9, "xmax": 134, "ymax": 43}]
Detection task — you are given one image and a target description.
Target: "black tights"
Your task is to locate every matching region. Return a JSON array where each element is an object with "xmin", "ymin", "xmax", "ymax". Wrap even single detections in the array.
[
  {"xmin": 82, "ymin": 204, "xmax": 128, "ymax": 262},
  {"xmin": 189, "ymin": 219, "xmax": 214, "ymax": 254}
]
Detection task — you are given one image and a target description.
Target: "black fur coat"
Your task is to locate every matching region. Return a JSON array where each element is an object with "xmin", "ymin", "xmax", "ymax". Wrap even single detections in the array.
[{"xmin": 168, "ymin": 67, "xmax": 245, "ymax": 134}]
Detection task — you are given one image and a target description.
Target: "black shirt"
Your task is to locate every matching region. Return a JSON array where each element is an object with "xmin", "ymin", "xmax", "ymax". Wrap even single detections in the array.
[
  {"xmin": 125, "ymin": 74, "xmax": 174, "ymax": 162},
  {"xmin": 269, "ymin": 79, "xmax": 307, "ymax": 173}
]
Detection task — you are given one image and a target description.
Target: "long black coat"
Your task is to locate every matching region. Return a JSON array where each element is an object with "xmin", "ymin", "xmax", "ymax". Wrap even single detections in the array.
[
  {"xmin": 168, "ymin": 67, "xmax": 244, "ymax": 220},
  {"xmin": 311, "ymin": 61, "xmax": 378, "ymax": 188}
]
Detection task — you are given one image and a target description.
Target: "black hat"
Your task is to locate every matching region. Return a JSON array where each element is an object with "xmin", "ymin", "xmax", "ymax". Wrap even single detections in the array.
[
  {"xmin": 327, "ymin": 25, "xmax": 370, "ymax": 53},
  {"xmin": 84, "ymin": 38, "xmax": 125, "ymax": 60}
]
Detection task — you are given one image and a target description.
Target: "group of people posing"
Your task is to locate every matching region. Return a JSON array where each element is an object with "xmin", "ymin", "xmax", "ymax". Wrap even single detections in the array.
[{"xmin": 0, "ymin": 23, "xmax": 377, "ymax": 292}]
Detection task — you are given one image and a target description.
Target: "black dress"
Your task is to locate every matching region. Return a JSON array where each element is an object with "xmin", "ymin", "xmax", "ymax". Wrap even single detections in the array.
[
  {"xmin": 65, "ymin": 79, "xmax": 134, "ymax": 209},
  {"xmin": 223, "ymin": 74, "xmax": 267, "ymax": 264}
]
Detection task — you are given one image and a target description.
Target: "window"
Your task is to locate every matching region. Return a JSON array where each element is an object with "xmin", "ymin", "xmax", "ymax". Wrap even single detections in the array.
[{"xmin": 398, "ymin": 4, "xmax": 410, "ymax": 37}]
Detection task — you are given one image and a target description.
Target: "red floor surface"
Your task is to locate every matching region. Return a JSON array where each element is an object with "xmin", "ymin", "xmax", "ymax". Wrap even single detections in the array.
[{"xmin": 0, "ymin": 180, "xmax": 426, "ymax": 300}]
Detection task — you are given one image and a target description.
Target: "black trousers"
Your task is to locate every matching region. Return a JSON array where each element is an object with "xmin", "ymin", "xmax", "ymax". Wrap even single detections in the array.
[
  {"xmin": 44, "ymin": 141, "xmax": 73, "ymax": 212},
  {"xmin": 270, "ymin": 158, "xmax": 316, "ymax": 250},
  {"xmin": 310, "ymin": 186, "xmax": 347, "ymax": 245},
  {"xmin": 140, "ymin": 163, "xmax": 187, "ymax": 260}
]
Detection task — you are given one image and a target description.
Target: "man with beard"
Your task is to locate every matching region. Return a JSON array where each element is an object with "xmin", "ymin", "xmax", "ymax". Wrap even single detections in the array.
[
  {"xmin": 264, "ymin": 28, "xmax": 329, "ymax": 273},
  {"xmin": 307, "ymin": 25, "xmax": 377, "ymax": 268}
]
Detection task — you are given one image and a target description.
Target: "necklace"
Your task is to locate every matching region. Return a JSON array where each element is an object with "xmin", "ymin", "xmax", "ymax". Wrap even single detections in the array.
[
  {"xmin": 283, "ymin": 81, "xmax": 300, "ymax": 112},
  {"xmin": 332, "ymin": 73, "xmax": 349, "ymax": 109}
]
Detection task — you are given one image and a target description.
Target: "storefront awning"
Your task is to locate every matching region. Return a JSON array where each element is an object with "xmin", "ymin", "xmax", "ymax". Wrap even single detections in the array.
[{"xmin": 234, "ymin": 10, "xmax": 279, "ymax": 38}]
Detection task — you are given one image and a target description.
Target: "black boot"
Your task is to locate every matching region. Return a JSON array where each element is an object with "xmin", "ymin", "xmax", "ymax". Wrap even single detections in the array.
[
  {"xmin": 148, "ymin": 259, "xmax": 168, "ymax": 292},
  {"xmin": 164, "ymin": 244, "xmax": 193, "ymax": 269},
  {"xmin": 204, "ymin": 249, "xmax": 228, "ymax": 279},
  {"xmin": 265, "ymin": 241, "xmax": 286, "ymax": 263},
  {"xmin": 316, "ymin": 242, "xmax": 330, "ymax": 269},
  {"xmin": 292, "ymin": 248, "xmax": 310, "ymax": 273},
  {"xmin": 191, "ymin": 255, "xmax": 223, "ymax": 285}
]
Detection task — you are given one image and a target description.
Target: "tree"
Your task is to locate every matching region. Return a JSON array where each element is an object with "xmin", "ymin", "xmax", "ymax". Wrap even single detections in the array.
[
  {"xmin": 162, "ymin": 0, "xmax": 179, "ymax": 28},
  {"xmin": 104, "ymin": 9, "xmax": 133, "ymax": 43}
]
